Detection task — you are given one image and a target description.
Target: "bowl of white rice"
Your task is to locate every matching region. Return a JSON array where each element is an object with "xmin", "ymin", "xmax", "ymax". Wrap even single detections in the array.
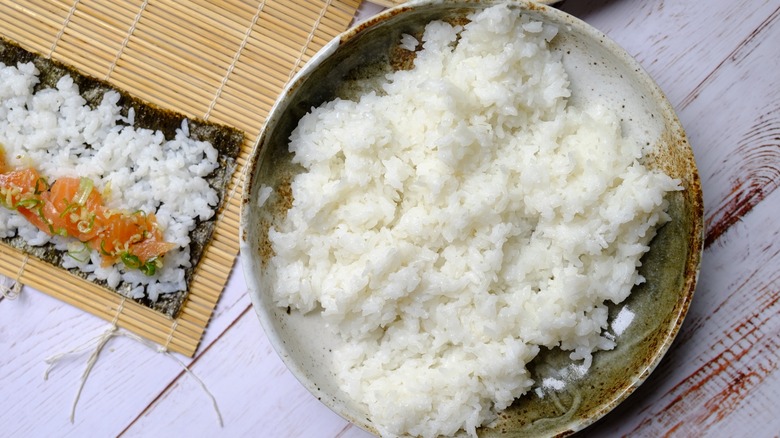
[{"xmin": 240, "ymin": 1, "xmax": 704, "ymax": 437}]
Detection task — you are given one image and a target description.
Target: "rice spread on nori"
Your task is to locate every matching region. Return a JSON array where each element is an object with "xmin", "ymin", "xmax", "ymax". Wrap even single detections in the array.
[{"xmin": 0, "ymin": 37, "xmax": 242, "ymax": 317}]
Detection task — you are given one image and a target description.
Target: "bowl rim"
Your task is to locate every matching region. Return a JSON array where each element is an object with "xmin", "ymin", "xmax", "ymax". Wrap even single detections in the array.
[{"xmin": 239, "ymin": 0, "xmax": 704, "ymax": 435}]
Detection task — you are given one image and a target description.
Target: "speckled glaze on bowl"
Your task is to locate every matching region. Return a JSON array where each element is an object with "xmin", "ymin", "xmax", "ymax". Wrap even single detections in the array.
[{"xmin": 240, "ymin": 1, "xmax": 704, "ymax": 436}]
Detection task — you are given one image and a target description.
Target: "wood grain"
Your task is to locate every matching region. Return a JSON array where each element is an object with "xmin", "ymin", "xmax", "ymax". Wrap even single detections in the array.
[
  {"xmin": 684, "ymin": 8, "xmax": 780, "ymax": 248},
  {"xmin": 559, "ymin": 0, "xmax": 780, "ymax": 108}
]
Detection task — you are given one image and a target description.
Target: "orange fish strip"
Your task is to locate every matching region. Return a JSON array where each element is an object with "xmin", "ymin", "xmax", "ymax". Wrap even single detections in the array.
[{"xmin": 0, "ymin": 149, "xmax": 176, "ymax": 275}]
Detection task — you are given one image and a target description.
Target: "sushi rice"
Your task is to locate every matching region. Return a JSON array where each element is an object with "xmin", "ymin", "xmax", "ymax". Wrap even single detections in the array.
[{"xmin": 0, "ymin": 61, "xmax": 220, "ymax": 302}]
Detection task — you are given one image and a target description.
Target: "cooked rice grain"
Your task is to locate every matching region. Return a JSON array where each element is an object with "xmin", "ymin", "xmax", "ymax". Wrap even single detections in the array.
[{"xmin": 268, "ymin": 5, "xmax": 680, "ymax": 437}]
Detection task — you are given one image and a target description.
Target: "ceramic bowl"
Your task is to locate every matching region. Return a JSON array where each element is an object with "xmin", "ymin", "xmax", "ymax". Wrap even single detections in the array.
[{"xmin": 240, "ymin": 1, "xmax": 704, "ymax": 436}]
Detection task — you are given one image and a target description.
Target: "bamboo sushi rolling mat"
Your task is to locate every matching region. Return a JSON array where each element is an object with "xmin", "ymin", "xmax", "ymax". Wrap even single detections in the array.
[{"xmin": 0, "ymin": 0, "xmax": 363, "ymax": 357}]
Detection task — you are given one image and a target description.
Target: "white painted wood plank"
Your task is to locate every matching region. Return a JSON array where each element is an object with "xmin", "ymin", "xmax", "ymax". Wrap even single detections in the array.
[
  {"xmin": 0, "ymin": 293, "xmax": 102, "ymax": 437},
  {"xmin": 0, "ymin": 256, "xmax": 251, "ymax": 437},
  {"xmin": 0, "ymin": 290, "xmax": 174, "ymax": 437},
  {"xmin": 674, "ymin": 8, "xmax": 780, "ymax": 246},
  {"xmin": 356, "ymin": 1, "xmax": 385, "ymax": 23},
  {"xmin": 558, "ymin": 0, "xmax": 780, "ymax": 108},
  {"xmin": 120, "ymin": 307, "xmax": 355, "ymax": 437}
]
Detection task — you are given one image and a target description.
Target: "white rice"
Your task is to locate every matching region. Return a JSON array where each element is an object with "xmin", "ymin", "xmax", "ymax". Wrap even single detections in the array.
[
  {"xmin": 267, "ymin": 4, "xmax": 680, "ymax": 438},
  {"xmin": 0, "ymin": 62, "xmax": 220, "ymax": 302}
]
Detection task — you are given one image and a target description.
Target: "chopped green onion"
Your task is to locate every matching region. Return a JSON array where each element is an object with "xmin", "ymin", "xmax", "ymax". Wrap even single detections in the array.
[
  {"xmin": 36, "ymin": 207, "xmax": 57, "ymax": 235},
  {"xmin": 120, "ymin": 252, "xmax": 141, "ymax": 269},
  {"xmin": 34, "ymin": 177, "xmax": 49, "ymax": 195},
  {"xmin": 59, "ymin": 202, "xmax": 78, "ymax": 218},
  {"xmin": 15, "ymin": 197, "xmax": 42, "ymax": 209},
  {"xmin": 99, "ymin": 239, "xmax": 111, "ymax": 256},
  {"xmin": 66, "ymin": 242, "xmax": 91, "ymax": 263},
  {"xmin": 73, "ymin": 177, "xmax": 94, "ymax": 205},
  {"xmin": 75, "ymin": 212, "xmax": 96, "ymax": 234},
  {"xmin": 140, "ymin": 257, "xmax": 161, "ymax": 276},
  {"xmin": 102, "ymin": 180, "xmax": 112, "ymax": 199}
]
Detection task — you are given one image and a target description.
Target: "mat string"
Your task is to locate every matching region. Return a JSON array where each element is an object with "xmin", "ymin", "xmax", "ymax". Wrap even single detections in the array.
[
  {"xmin": 203, "ymin": 0, "xmax": 269, "ymax": 221},
  {"xmin": 1, "ymin": 254, "xmax": 29, "ymax": 300},
  {"xmin": 49, "ymin": 0, "xmax": 81, "ymax": 57},
  {"xmin": 285, "ymin": 0, "xmax": 334, "ymax": 85},
  {"xmin": 43, "ymin": 298, "xmax": 223, "ymax": 427},
  {"xmin": 105, "ymin": 0, "xmax": 149, "ymax": 81},
  {"xmin": 204, "ymin": 0, "xmax": 267, "ymax": 121},
  {"xmin": 203, "ymin": 0, "xmax": 265, "ymax": 223}
]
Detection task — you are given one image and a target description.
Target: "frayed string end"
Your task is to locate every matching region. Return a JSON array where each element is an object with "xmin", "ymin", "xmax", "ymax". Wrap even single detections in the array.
[
  {"xmin": 1, "ymin": 280, "xmax": 22, "ymax": 299},
  {"xmin": 1, "ymin": 254, "xmax": 29, "ymax": 300},
  {"xmin": 43, "ymin": 299, "xmax": 222, "ymax": 426}
]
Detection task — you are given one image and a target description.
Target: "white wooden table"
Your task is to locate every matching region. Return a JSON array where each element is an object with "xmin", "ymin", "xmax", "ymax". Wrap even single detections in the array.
[{"xmin": 2, "ymin": 1, "xmax": 779, "ymax": 436}]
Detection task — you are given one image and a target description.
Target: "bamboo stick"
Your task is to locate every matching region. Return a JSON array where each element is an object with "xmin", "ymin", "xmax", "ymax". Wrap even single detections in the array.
[{"xmin": 369, "ymin": 0, "xmax": 405, "ymax": 7}]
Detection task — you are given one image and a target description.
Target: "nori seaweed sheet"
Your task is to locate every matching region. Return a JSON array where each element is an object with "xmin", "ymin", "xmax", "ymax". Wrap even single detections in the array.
[{"xmin": 0, "ymin": 37, "xmax": 244, "ymax": 318}]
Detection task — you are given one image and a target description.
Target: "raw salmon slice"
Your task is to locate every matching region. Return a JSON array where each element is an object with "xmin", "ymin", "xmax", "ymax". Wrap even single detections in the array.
[{"xmin": 0, "ymin": 151, "xmax": 176, "ymax": 274}]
